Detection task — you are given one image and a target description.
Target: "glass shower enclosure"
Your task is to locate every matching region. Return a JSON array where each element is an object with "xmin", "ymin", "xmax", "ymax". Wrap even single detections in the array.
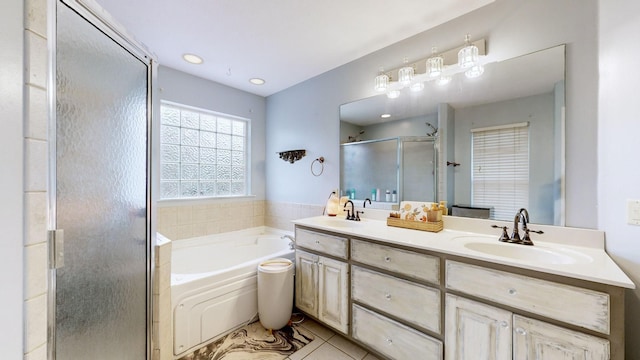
[
  {"xmin": 49, "ymin": 1, "xmax": 154, "ymax": 358},
  {"xmin": 340, "ymin": 136, "xmax": 438, "ymax": 207}
]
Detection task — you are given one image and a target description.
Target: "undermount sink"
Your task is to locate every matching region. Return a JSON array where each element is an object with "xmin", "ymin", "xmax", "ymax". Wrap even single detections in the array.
[
  {"xmin": 458, "ymin": 237, "xmax": 593, "ymax": 265},
  {"xmin": 315, "ymin": 217, "xmax": 365, "ymax": 228}
]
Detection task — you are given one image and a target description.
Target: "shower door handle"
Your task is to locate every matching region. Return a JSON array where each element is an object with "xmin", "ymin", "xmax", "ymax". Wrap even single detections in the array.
[{"xmin": 48, "ymin": 229, "xmax": 65, "ymax": 269}]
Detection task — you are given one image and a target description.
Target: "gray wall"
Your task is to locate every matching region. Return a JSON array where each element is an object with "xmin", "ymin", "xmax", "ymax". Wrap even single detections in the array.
[
  {"xmin": 158, "ymin": 66, "xmax": 267, "ymax": 199},
  {"xmin": 598, "ymin": 1, "xmax": 640, "ymax": 358},
  {"xmin": 453, "ymin": 92, "xmax": 556, "ymax": 224},
  {"xmin": 266, "ymin": 0, "xmax": 599, "ymax": 228},
  {"xmin": 0, "ymin": 0, "xmax": 24, "ymax": 356}
]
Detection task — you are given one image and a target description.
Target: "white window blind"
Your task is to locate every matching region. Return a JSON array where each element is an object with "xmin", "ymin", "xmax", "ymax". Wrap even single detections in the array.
[
  {"xmin": 471, "ymin": 122, "xmax": 529, "ymax": 221},
  {"xmin": 160, "ymin": 102, "xmax": 250, "ymax": 199}
]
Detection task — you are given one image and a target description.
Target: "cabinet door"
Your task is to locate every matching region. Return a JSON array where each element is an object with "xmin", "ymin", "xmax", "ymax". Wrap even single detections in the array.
[
  {"xmin": 295, "ymin": 250, "xmax": 318, "ymax": 316},
  {"xmin": 318, "ymin": 256, "xmax": 349, "ymax": 334},
  {"xmin": 445, "ymin": 294, "xmax": 512, "ymax": 360},
  {"xmin": 513, "ymin": 315, "xmax": 610, "ymax": 360}
]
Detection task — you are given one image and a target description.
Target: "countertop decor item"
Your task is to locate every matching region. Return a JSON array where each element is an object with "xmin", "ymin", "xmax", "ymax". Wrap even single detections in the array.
[{"xmin": 386, "ymin": 217, "xmax": 444, "ymax": 233}]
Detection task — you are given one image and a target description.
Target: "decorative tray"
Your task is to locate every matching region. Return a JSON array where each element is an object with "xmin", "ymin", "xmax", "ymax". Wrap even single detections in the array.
[{"xmin": 386, "ymin": 217, "xmax": 443, "ymax": 233}]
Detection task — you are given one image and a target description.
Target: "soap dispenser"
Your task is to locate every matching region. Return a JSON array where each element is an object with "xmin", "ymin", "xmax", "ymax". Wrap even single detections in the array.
[{"xmin": 326, "ymin": 191, "xmax": 340, "ymax": 216}]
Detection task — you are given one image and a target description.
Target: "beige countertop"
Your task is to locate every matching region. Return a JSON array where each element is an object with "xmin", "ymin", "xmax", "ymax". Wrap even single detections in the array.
[{"xmin": 293, "ymin": 215, "xmax": 635, "ymax": 289}]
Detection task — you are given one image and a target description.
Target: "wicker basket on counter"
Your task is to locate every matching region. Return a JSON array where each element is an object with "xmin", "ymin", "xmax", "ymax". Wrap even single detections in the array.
[{"xmin": 386, "ymin": 217, "xmax": 443, "ymax": 233}]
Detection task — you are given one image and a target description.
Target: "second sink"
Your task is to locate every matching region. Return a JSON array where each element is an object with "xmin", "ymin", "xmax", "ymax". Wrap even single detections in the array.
[{"xmin": 459, "ymin": 238, "xmax": 593, "ymax": 265}]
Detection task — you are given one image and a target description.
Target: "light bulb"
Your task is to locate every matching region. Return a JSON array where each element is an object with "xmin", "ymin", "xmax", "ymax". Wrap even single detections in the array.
[
  {"xmin": 398, "ymin": 58, "xmax": 414, "ymax": 86},
  {"xmin": 427, "ymin": 47, "xmax": 443, "ymax": 78},
  {"xmin": 458, "ymin": 34, "xmax": 478, "ymax": 69},
  {"xmin": 465, "ymin": 64, "xmax": 484, "ymax": 78},
  {"xmin": 387, "ymin": 90, "xmax": 400, "ymax": 99}
]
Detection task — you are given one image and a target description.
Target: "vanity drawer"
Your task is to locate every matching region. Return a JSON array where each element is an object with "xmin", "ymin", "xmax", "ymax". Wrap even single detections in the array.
[
  {"xmin": 295, "ymin": 228, "xmax": 348, "ymax": 259},
  {"xmin": 352, "ymin": 304, "xmax": 443, "ymax": 360},
  {"xmin": 445, "ymin": 261, "xmax": 610, "ymax": 334},
  {"xmin": 351, "ymin": 239, "xmax": 439, "ymax": 284},
  {"xmin": 351, "ymin": 266, "xmax": 440, "ymax": 333}
]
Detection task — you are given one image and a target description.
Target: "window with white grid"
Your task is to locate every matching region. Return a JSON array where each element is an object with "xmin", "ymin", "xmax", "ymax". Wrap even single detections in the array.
[
  {"xmin": 160, "ymin": 102, "xmax": 249, "ymax": 199},
  {"xmin": 471, "ymin": 122, "xmax": 529, "ymax": 221}
]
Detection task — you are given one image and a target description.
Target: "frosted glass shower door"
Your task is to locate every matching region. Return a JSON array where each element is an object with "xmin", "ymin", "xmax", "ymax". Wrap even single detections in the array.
[{"xmin": 52, "ymin": 1, "xmax": 150, "ymax": 359}]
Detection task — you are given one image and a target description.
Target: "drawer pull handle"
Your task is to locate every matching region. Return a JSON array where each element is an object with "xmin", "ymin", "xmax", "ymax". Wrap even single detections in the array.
[
  {"xmin": 385, "ymin": 293, "xmax": 392, "ymax": 300},
  {"xmin": 315, "ymin": 240, "xmax": 320, "ymax": 244},
  {"xmin": 500, "ymin": 321, "xmax": 509, "ymax": 328},
  {"xmin": 515, "ymin": 328, "xmax": 527, "ymax": 336},
  {"xmin": 386, "ymin": 338, "xmax": 393, "ymax": 345},
  {"xmin": 508, "ymin": 288, "xmax": 517, "ymax": 295},
  {"xmin": 384, "ymin": 256, "xmax": 391, "ymax": 262}
]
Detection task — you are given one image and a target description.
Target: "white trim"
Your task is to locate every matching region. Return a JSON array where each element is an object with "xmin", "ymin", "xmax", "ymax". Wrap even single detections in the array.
[{"xmin": 470, "ymin": 121, "xmax": 529, "ymax": 133}]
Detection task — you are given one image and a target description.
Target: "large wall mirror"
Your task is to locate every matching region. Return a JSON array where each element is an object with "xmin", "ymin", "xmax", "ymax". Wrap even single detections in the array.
[{"xmin": 340, "ymin": 45, "xmax": 565, "ymax": 225}]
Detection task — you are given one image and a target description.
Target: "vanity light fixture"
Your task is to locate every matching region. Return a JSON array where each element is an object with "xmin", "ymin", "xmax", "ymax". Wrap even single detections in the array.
[
  {"xmin": 373, "ymin": 35, "xmax": 486, "ymax": 99},
  {"xmin": 374, "ymin": 68, "xmax": 390, "ymax": 92},
  {"xmin": 410, "ymin": 81, "xmax": 424, "ymax": 92},
  {"xmin": 182, "ymin": 53, "xmax": 203, "ymax": 64},
  {"xmin": 397, "ymin": 58, "xmax": 414, "ymax": 86},
  {"xmin": 249, "ymin": 78, "xmax": 265, "ymax": 85},
  {"xmin": 458, "ymin": 34, "xmax": 479, "ymax": 69},
  {"xmin": 426, "ymin": 47, "xmax": 444, "ymax": 78},
  {"xmin": 387, "ymin": 90, "xmax": 401, "ymax": 99}
]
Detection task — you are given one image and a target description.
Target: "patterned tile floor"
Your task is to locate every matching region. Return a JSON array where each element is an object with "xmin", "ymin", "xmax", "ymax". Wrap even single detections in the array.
[{"xmin": 178, "ymin": 317, "xmax": 382, "ymax": 360}]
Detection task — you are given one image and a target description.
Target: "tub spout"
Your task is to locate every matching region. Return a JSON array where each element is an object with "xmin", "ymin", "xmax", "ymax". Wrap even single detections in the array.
[{"xmin": 281, "ymin": 234, "xmax": 295, "ymax": 250}]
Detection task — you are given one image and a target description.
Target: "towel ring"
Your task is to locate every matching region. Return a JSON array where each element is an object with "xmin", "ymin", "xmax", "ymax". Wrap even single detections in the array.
[{"xmin": 311, "ymin": 157, "xmax": 325, "ymax": 176}]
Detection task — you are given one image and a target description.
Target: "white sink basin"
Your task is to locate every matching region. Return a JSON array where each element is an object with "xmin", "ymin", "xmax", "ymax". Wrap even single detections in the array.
[
  {"xmin": 459, "ymin": 238, "xmax": 593, "ymax": 265},
  {"xmin": 314, "ymin": 217, "xmax": 365, "ymax": 228}
]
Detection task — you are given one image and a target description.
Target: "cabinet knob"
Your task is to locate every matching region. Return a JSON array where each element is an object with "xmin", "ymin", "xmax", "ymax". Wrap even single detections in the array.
[
  {"xmin": 315, "ymin": 240, "xmax": 320, "ymax": 244},
  {"xmin": 385, "ymin": 293, "xmax": 392, "ymax": 300},
  {"xmin": 508, "ymin": 288, "xmax": 517, "ymax": 295},
  {"xmin": 386, "ymin": 338, "xmax": 393, "ymax": 345},
  {"xmin": 515, "ymin": 327, "xmax": 527, "ymax": 336},
  {"xmin": 384, "ymin": 256, "xmax": 391, "ymax": 262},
  {"xmin": 500, "ymin": 321, "xmax": 509, "ymax": 328}
]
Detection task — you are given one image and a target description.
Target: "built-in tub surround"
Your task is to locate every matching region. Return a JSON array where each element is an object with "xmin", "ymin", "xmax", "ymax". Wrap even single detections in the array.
[
  {"xmin": 170, "ymin": 227, "xmax": 294, "ymax": 357},
  {"xmin": 157, "ymin": 200, "xmax": 324, "ymax": 239},
  {"xmin": 293, "ymin": 215, "xmax": 634, "ymax": 359}
]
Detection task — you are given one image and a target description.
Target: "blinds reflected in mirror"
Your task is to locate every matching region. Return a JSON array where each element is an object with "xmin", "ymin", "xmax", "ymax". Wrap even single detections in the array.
[{"xmin": 471, "ymin": 122, "xmax": 529, "ymax": 221}]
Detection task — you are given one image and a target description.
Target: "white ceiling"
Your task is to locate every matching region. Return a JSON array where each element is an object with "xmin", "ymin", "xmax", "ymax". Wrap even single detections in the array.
[{"xmin": 92, "ymin": 0, "xmax": 495, "ymax": 97}]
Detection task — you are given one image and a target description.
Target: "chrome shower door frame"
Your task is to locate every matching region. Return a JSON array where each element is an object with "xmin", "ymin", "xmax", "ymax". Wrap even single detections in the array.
[{"xmin": 47, "ymin": 0, "xmax": 157, "ymax": 358}]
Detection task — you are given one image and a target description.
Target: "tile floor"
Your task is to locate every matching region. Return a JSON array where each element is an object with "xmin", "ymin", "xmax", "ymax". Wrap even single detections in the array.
[{"xmin": 286, "ymin": 318, "xmax": 381, "ymax": 360}]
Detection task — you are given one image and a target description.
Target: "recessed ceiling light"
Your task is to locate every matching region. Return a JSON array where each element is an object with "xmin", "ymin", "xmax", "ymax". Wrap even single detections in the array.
[
  {"xmin": 182, "ymin": 53, "xmax": 203, "ymax": 64},
  {"xmin": 381, "ymin": 114, "xmax": 391, "ymax": 118},
  {"xmin": 249, "ymin": 78, "xmax": 265, "ymax": 85}
]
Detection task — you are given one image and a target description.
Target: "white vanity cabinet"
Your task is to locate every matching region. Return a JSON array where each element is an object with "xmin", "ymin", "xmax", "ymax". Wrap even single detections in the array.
[
  {"xmin": 292, "ymin": 219, "xmax": 629, "ymax": 360},
  {"xmin": 350, "ymin": 239, "xmax": 443, "ymax": 359},
  {"xmin": 445, "ymin": 294, "xmax": 512, "ymax": 360},
  {"xmin": 445, "ymin": 260, "xmax": 614, "ymax": 360},
  {"xmin": 294, "ymin": 228, "xmax": 349, "ymax": 334}
]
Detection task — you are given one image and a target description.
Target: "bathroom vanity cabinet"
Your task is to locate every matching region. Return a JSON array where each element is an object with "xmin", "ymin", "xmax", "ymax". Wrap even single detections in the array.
[
  {"xmin": 294, "ymin": 228, "xmax": 349, "ymax": 334},
  {"xmin": 293, "ymin": 219, "xmax": 631, "ymax": 360},
  {"xmin": 445, "ymin": 261, "xmax": 613, "ymax": 359}
]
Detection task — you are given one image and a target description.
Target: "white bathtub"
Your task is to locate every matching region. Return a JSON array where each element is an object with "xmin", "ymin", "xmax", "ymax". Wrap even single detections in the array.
[{"xmin": 171, "ymin": 226, "xmax": 295, "ymax": 356}]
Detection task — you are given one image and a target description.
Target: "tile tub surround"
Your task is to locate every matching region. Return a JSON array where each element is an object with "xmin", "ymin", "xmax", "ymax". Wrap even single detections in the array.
[
  {"xmin": 153, "ymin": 234, "xmax": 172, "ymax": 360},
  {"xmin": 157, "ymin": 199, "xmax": 266, "ymax": 240},
  {"xmin": 157, "ymin": 199, "xmax": 325, "ymax": 240}
]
